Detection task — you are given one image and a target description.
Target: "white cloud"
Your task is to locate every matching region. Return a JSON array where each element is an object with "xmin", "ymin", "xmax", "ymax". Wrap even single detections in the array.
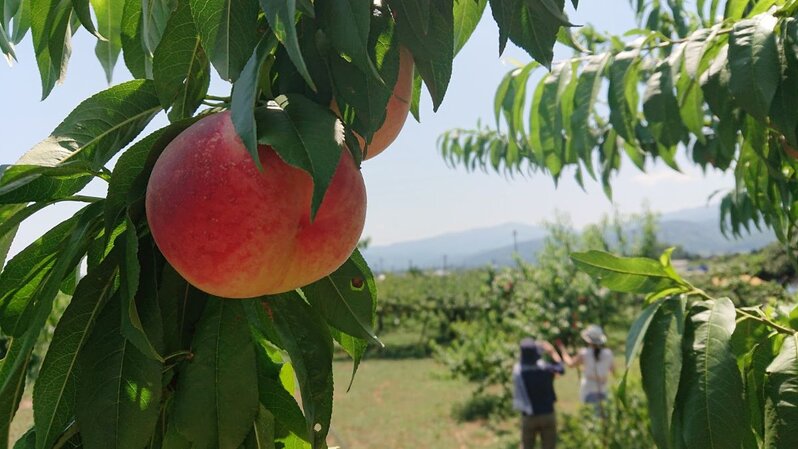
[{"xmin": 632, "ymin": 170, "xmax": 696, "ymax": 186}]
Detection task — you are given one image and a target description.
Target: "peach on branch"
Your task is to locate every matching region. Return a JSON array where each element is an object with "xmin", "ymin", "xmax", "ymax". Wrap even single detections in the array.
[{"xmin": 145, "ymin": 111, "xmax": 367, "ymax": 298}]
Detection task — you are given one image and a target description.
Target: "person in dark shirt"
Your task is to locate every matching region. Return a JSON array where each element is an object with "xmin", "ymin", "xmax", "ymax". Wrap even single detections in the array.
[{"xmin": 512, "ymin": 338, "xmax": 565, "ymax": 449}]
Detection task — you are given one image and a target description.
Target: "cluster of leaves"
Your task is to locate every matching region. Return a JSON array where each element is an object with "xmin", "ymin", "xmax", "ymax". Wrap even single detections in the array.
[
  {"xmin": 556, "ymin": 380, "xmax": 655, "ymax": 449},
  {"xmin": 0, "ymin": 1, "xmax": 588, "ymax": 448},
  {"xmin": 0, "ymin": 81, "xmax": 382, "ymax": 449},
  {"xmin": 439, "ymin": 0, "xmax": 798, "ymax": 243},
  {"xmin": 573, "ymin": 248, "xmax": 798, "ymax": 449}
]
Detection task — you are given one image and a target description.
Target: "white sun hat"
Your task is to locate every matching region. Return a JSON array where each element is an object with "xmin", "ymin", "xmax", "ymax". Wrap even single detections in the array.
[{"xmin": 580, "ymin": 324, "xmax": 607, "ymax": 346}]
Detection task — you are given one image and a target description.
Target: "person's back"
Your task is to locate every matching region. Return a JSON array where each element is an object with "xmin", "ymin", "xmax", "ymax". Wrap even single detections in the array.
[
  {"xmin": 512, "ymin": 339, "xmax": 564, "ymax": 449},
  {"xmin": 578, "ymin": 346, "xmax": 614, "ymax": 403}
]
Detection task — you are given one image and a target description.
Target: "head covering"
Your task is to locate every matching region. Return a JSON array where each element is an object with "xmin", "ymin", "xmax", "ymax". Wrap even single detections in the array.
[
  {"xmin": 519, "ymin": 338, "xmax": 540, "ymax": 365},
  {"xmin": 581, "ymin": 324, "xmax": 607, "ymax": 346}
]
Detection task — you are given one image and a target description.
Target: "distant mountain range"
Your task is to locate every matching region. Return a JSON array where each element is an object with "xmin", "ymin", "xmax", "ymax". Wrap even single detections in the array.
[{"xmin": 361, "ymin": 206, "xmax": 777, "ymax": 272}]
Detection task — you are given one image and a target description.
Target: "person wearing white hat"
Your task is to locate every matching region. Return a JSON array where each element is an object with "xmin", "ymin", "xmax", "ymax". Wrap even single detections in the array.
[{"xmin": 556, "ymin": 324, "xmax": 615, "ymax": 405}]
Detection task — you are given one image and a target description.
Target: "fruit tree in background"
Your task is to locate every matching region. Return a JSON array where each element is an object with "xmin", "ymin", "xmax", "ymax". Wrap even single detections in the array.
[
  {"xmin": 0, "ymin": 1, "xmax": 579, "ymax": 449},
  {"xmin": 441, "ymin": 1, "xmax": 798, "ymax": 448}
]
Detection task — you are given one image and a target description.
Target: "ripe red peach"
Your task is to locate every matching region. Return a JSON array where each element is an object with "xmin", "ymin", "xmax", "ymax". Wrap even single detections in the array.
[{"xmin": 145, "ymin": 111, "xmax": 367, "ymax": 298}]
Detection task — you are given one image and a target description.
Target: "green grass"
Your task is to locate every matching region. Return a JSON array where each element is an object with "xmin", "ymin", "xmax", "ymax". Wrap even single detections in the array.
[
  {"xmin": 329, "ymin": 357, "xmax": 499, "ymax": 449},
  {"xmin": 7, "ymin": 345, "xmax": 612, "ymax": 448},
  {"xmin": 328, "ymin": 354, "xmax": 590, "ymax": 449}
]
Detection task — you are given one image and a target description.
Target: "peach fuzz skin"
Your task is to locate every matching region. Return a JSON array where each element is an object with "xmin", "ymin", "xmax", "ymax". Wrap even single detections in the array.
[
  {"xmin": 335, "ymin": 46, "xmax": 414, "ymax": 160},
  {"xmin": 145, "ymin": 111, "xmax": 367, "ymax": 298}
]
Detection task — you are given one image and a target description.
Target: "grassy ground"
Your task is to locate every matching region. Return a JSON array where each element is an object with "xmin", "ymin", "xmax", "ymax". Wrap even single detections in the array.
[
  {"xmin": 328, "ymin": 357, "xmax": 498, "ymax": 449},
  {"xmin": 9, "ymin": 398, "xmax": 31, "ymax": 444},
  {"xmin": 327, "ymin": 355, "xmax": 587, "ymax": 449},
  {"xmin": 7, "ymin": 338, "xmax": 600, "ymax": 448}
]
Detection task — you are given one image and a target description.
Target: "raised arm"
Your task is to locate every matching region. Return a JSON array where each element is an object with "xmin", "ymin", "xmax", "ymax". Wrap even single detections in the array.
[{"xmin": 556, "ymin": 340, "xmax": 580, "ymax": 368}]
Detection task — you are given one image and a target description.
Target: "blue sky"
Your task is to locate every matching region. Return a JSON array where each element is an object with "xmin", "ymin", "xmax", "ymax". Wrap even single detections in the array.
[{"xmin": 0, "ymin": 1, "xmax": 733, "ymax": 253}]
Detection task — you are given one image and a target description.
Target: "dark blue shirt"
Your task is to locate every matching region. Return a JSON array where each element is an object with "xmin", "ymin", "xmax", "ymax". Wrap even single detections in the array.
[{"xmin": 518, "ymin": 362, "xmax": 564, "ymax": 415}]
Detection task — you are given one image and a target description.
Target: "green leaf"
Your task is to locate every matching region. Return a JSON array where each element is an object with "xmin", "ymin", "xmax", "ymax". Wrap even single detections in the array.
[
  {"xmin": 619, "ymin": 299, "xmax": 663, "ymax": 401},
  {"xmin": 453, "ymin": 0, "xmax": 486, "ymax": 55},
  {"xmin": 1, "ymin": 80, "xmax": 161, "ymax": 205},
  {"xmin": 316, "ymin": 0, "xmax": 378, "ymax": 81},
  {"xmin": 173, "ymin": 298, "xmax": 259, "ymax": 449},
  {"xmin": 329, "ymin": 10, "xmax": 400, "ymax": 148},
  {"xmin": 269, "ymin": 292, "xmax": 334, "ymax": 449},
  {"xmin": 329, "ymin": 327, "xmax": 367, "ymax": 391},
  {"xmin": 643, "ymin": 60, "xmax": 688, "ymax": 147},
  {"xmin": 0, "ymin": 216, "xmax": 77, "ymax": 334},
  {"xmin": 8, "ymin": 0, "xmax": 30, "ymax": 45},
  {"xmin": 253, "ymin": 342, "xmax": 308, "ymax": 440},
  {"xmin": 0, "ymin": 203, "xmax": 102, "ymax": 336},
  {"xmin": 764, "ymin": 333, "xmax": 798, "ymax": 449},
  {"xmin": 489, "ymin": 0, "xmax": 567, "ymax": 68},
  {"xmin": 2, "ymin": 0, "xmax": 22, "ymax": 29},
  {"xmin": 0, "ymin": 351, "xmax": 28, "ymax": 449},
  {"xmin": 0, "ymin": 20, "xmax": 15, "ymax": 62},
  {"xmin": 162, "ymin": 423, "xmax": 192, "ymax": 449},
  {"xmin": 33, "ymin": 255, "xmax": 118, "ymax": 449},
  {"xmin": 254, "ymin": 94, "xmax": 343, "ymax": 220},
  {"xmin": 231, "ymin": 35, "xmax": 278, "ymax": 165},
  {"xmin": 740, "ymin": 331, "xmax": 780, "ymax": 445},
  {"xmin": 771, "ymin": 19, "xmax": 798, "ymax": 146},
  {"xmin": 119, "ymin": 218, "xmax": 163, "ymax": 361},
  {"xmin": 570, "ymin": 250, "xmax": 689, "ymax": 294},
  {"xmin": 681, "ymin": 298, "xmax": 746, "ymax": 449},
  {"xmin": 302, "ymin": 250, "xmax": 379, "ymax": 344},
  {"xmin": 410, "ymin": 70, "xmax": 421, "ymax": 122},
  {"xmin": 71, "ymin": 0, "xmax": 100, "ymax": 38},
  {"xmin": 0, "ymin": 203, "xmax": 45, "ymax": 263},
  {"xmin": 92, "ymin": 0, "xmax": 125, "ymax": 83},
  {"xmin": 11, "ymin": 427, "xmax": 35, "ymax": 449},
  {"xmin": 243, "ymin": 406, "xmax": 276, "ymax": 449},
  {"xmin": 728, "ymin": 13, "xmax": 779, "ymax": 122},
  {"xmin": 0, "ymin": 205, "xmax": 102, "ymax": 431},
  {"xmin": 570, "ymin": 53, "xmax": 609, "ymax": 169},
  {"xmin": 153, "ymin": 0, "xmax": 210, "ymax": 121},
  {"xmin": 675, "ymin": 66, "xmax": 705, "ymax": 144},
  {"xmin": 190, "ymin": 0, "xmax": 259, "ymax": 81},
  {"xmin": 141, "ymin": 0, "xmax": 176, "ymax": 61},
  {"xmin": 30, "ymin": 0, "xmax": 72, "ymax": 99},
  {"xmin": 390, "ymin": 0, "xmax": 453, "ymax": 111},
  {"xmin": 259, "ymin": 0, "xmax": 315, "ymax": 90},
  {"xmin": 75, "ymin": 292, "xmax": 163, "ymax": 449},
  {"xmin": 157, "ymin": 264, "xmax": 207, "ymax": 355},
  {"xmin": 608, "ymin": 48, "xmax": 641, "ymax": 144},
  {"xmin": 642, "ymin": 297, "xmax": 686, "ymax": 449},
  {"xmin": 121, "ymin": 0, "xmax": 147, "ymax": 78}
]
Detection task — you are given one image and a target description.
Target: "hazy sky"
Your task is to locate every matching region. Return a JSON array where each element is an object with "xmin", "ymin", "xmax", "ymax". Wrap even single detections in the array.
[{"xmin": 0, "ymin": 1, "xmax": 732, "ymax": 253}]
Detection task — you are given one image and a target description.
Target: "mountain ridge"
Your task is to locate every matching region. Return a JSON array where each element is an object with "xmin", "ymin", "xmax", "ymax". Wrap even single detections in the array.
[{"xmin": 361, "ymin": 206, "xmax": 776, "ymax": 271}]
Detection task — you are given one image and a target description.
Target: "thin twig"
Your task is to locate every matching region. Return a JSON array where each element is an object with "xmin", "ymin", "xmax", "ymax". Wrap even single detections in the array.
[
  {"xmin": 736, "ymin": 308, "xmax": 796, "ymax": 335},
  {"xmin": 52, "ymin": 422, "xmax": 79, "ymax": 449},
  {"xmin": 688, "ymin": 288, "xmax": 795, "ymax": 334}
]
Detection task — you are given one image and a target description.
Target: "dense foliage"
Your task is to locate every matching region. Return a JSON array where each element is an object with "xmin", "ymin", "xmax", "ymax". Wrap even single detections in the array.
[
  {"xmin": 0, "ymin": 1, "xmax": 581, "ymax": 449},
  {"xmin": 440, "ymin": 0, "xmax": 798, "ymax": 242},
  {"xmin": 437, "ymin": 1, "xmax": 798, "ymax": 447}
]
